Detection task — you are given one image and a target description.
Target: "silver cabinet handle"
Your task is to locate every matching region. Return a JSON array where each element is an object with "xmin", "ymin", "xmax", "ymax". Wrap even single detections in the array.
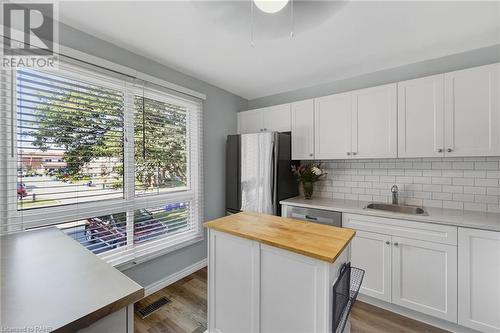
[
  {"xmin": 347, "ymin": 152, "xmax": 351, "ymax": 156},
  {"xmin": 437, "ymin": 148, "xmax": 443, "ymax": 153},
  {"xmin": 385, "ymin": 241, "xmax": 391, "ymax": 245},
  {"xmin": 394, "ymin": 242, "xmax": 399, "ymax": 246},
  {"xmin": 447, "ymin": 148, "xmax": 453, "ymax": 152}
]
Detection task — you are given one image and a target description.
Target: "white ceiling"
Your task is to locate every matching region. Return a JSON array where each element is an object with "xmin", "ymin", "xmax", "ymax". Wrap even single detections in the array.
[{"xmin": 58, "ymin": 1, "xmax": 500, "ymax": 100}]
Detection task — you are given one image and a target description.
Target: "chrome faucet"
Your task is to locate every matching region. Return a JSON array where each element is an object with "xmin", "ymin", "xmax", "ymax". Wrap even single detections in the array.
[{"xmin": 391, "ymin": 185, "xmax": 399, "ymax": 205}]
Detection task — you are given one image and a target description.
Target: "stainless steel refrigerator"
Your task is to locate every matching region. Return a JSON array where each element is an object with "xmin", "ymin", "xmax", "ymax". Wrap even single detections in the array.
[{"xmin": 226, "ymin": 132, "xmax": 298, "ymax": 216}]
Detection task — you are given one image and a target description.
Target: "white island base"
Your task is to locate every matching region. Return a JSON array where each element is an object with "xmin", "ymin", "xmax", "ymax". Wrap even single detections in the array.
[{"xmin": 207, "ymin": 229, "xmax": 351, "ymax": 333}]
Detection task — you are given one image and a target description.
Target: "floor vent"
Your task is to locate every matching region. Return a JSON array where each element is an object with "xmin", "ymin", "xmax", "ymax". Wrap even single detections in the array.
[{"xmin": 137, "ymin": 297, "xmax": 170, "ymax": 319}]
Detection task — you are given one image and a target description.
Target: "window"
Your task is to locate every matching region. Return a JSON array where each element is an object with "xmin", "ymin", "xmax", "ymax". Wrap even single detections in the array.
[
  {"xmin": 133, "ymin": 202, "xmax": 190, "ymax": 244},
  {"xmin": 0, "ymin": 60, "xmax": 203, "ymax": 266},
  {"xmin": 16, "ymin": 68, "xmax": 124, "ymax": 210},
  {"xmin": 134, "ymin": 94, "xmax": 187, "ymax": 195}
]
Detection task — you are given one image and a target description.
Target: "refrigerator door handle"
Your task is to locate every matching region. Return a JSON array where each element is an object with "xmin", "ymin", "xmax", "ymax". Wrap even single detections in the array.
[{"xmin": 272, "ymin": 132, "xmax": 278, "ymax": 215}]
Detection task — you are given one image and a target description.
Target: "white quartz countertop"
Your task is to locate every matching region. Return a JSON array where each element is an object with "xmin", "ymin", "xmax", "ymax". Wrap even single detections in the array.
[{"xmin": 281, "ymin": 196, "xmax": 500, "ymax": 232}]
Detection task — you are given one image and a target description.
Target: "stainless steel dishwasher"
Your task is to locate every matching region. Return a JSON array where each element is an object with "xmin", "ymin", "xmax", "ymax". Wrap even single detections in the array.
[{"xmin": 284, "ymin": 206, "xmax": 342, "ymax": 227}]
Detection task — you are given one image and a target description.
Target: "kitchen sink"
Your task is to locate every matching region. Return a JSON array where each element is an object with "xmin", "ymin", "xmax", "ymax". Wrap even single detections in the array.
[{"xmin": 364, "ymin": 203, "xmax": 427, "ymax": 215}]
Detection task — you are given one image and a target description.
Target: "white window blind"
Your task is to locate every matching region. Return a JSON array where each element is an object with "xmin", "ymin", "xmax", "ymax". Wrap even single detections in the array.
[
  {"xmin": 16, "ymin": 68, "xmax": 125, "ymax": 209},
  {"xmin": 134, "ymin": 89, "xmax": 188, "ymax": 195},
  {"xmin": 0, "ymin": 59, "xmax": 203, "ymax": 266}
]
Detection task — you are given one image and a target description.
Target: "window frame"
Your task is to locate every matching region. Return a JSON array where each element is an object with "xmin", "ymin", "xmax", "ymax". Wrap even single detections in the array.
[
  {"xmin": 133, "ymin": 86, "xmax": 194, "ymax": 197},
  {"xmin": 3, "ymin": 59, "xmax": 204, "ymax": 266}
]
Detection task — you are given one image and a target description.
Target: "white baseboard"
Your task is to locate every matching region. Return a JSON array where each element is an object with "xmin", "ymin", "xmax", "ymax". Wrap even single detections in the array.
[
  {"xmin": 358, "ymin": 294, "xmax": 481, "ymax": 333},
  {"xmin": 144, "ymin": 258, "xmax": 207, "ymax": 297}
]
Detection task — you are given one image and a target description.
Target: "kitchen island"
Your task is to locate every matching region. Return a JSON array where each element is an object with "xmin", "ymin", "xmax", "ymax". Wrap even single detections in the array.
[{"xmin": 204, "ymin": 212, "xmax": 356, "ymax": 333}]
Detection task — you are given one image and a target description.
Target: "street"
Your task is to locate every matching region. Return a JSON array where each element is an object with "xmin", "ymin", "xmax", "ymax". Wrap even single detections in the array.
[{"xmin": 19, "ymin": 175, "xmax": 123, "ymax": 208}]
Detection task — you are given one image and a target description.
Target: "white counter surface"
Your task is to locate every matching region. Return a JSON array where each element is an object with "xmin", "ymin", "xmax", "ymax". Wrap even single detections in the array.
[
  {"xmin": 1, "ymin": 227, "xmax": 144, "ymax": 332},
  {"xmin": 281, "ymin": 196, "xmax": 500, "ymax": 232}
]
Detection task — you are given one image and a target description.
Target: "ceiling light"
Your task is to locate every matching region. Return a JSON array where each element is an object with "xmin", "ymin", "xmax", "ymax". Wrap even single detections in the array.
[{"xmin": 253, "ymin": 0, "xmax": 289, "ymax": 14}]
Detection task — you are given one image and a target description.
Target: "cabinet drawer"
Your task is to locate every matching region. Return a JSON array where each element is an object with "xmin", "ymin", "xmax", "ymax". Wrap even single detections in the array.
[{"xmin": 343, "ymin": 214, "xmax": 457, "ymax": 245}]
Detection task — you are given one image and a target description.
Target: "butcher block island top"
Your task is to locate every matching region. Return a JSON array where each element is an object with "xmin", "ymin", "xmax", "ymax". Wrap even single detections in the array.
[{"xmin": 204, "ymin": 211, "xmax": 355, "ymax": 262}]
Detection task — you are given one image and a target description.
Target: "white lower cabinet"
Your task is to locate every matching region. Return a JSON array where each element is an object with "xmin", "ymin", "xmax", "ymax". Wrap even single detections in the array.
[
  {"xmin": 458, "ymin": 228, "xmax": 500, "ymax": 333},
  {"xmin": 350, "ymin": 230, "xmax": 392, "ymax": 302},
  {"xmin": 78, "ymin": 306, "xmax": 132, "ymax": 333},
  {"xmin": 391, "ymin": 236, "xmax": 457, "ymax": 322},
  {"xmin": 344, "ymin": 213, "xmax": 458, "ymax": 323},
  {"xmin": 208, "ymin": 231, "xmax": 260, "ymax": 333},
  {"xmin": 208, "ymin": 229, "xmax": 348, "ymax": 333},
  {"xmin": 260, "ymin": 244, "xmax": 328, "ymax": 333}
]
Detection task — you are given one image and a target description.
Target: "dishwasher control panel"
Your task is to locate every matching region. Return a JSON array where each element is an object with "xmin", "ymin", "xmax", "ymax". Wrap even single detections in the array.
[{"xmin": 284, "ymin": 206, "xmax": 342, "ymax": 227}]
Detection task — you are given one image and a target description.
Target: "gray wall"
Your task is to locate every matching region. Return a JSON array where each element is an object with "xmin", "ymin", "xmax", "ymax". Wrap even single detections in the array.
[
  {"xmin": 58, "ymin": 23, "xmax": 247, "ymax": 287},
  {"xmin": 247, "ymin": 44, "xmax": 500, "ymax": 109}
]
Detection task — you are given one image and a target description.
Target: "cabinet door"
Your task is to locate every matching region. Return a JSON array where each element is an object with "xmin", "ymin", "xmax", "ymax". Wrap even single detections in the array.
[
  {"xmin": 350, "ymin": 230, "xmax": 392, "ymax": 302},
  {"xmin": 458, "ymin": 228, "xmax": 500, "ymax": 332},
  {"xmin": 314, "ymin": 92, "xmax": 351, "ymax": 159},
  {"xmin": 291, "ymin": 99, "xmax": 315, "ymax": 160},
  {"xmin": 351, "ymin": 83, "xmax": 397, "ymax": 158},
  {"xmin": 238, "ymin": 109, "xmax": 263, "ymax": 134},
  {"xmin": 208, "ymin": 231, "xmax": 260, "ymax": 333},
  {"xmin": 78, "ymin": 307, "xmax": 128, "ymax": 333},
  {"xmin": 444, "ymin": 63, "xmax": 500, "ymax": 156},
  {"xmin": 398, "ymin": 75, "xmax": 445, "ymax": 158},
  {"xmin": 260, "ymin": 244, "xmax": 328, "ymax": 333},
  {"xmin": 392, "ymin": 237, "xmax": 457, "ymax": 322},
  {"xmin": 263, "ymin": 104, "xmax": 291, "ymax": 132}
]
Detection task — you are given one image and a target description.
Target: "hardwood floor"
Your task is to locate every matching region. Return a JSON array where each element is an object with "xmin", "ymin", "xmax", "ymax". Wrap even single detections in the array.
[
  {"xmin": 135, "ymin": 267, "xmax": 449, "ymax": 333},
  {"xmin": 134, "ymin": 268, "xmax": 208, "ymax": 333},
  {"xmin": 351, "ymin": 301, "xmax": 449, "ymax": 333}
]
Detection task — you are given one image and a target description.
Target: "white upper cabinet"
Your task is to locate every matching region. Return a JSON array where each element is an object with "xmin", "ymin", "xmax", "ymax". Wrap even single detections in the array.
[
  {"xmin": 237, "ymin": 63, "xmax": 500, "ymax": 159},
  {"xmin": 444, "ymin": 63, "xmax": 500, "ymax": 157},
  {"xmin": 314, "ymin": 92, "xmax": 351, "ymax": 159},
  {"xmin": 262, "ymin": 104, "xmax": 291, "ymax": 133},
  {"xmin": 237, "ymin": 104, "xmax": 291, "ymax": 134},
  {"xmin": 238, "ymin": 110, "xmax": 263, "ymax": 134},
  {"xmin": 291, "ymin": 99, "xmax": 315, "ymax": 160},
  {"xmin": 398, "ymin": 75, "xmax": 445, "ymax": 158},
  {"xmin": 351, "ymin": 83, "xmax": 398, "ymax": 158}
]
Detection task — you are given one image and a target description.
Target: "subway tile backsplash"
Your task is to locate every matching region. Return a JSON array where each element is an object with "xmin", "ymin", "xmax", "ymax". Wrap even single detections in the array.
[{"xmin": 315, "ymin": 157, "xmax": 500, "ymax": 213}]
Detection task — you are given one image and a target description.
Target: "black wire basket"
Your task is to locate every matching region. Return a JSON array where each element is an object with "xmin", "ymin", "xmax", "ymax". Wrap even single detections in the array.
[{"xmin": 332, "ymin": 262, "xmax": 365, "ymax": 333}]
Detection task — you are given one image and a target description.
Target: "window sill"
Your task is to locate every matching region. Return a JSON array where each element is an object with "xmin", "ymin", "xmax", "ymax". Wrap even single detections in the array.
[{"xmin": 115, "ymin": 234, "xmax": 205, "ymax": 271}]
